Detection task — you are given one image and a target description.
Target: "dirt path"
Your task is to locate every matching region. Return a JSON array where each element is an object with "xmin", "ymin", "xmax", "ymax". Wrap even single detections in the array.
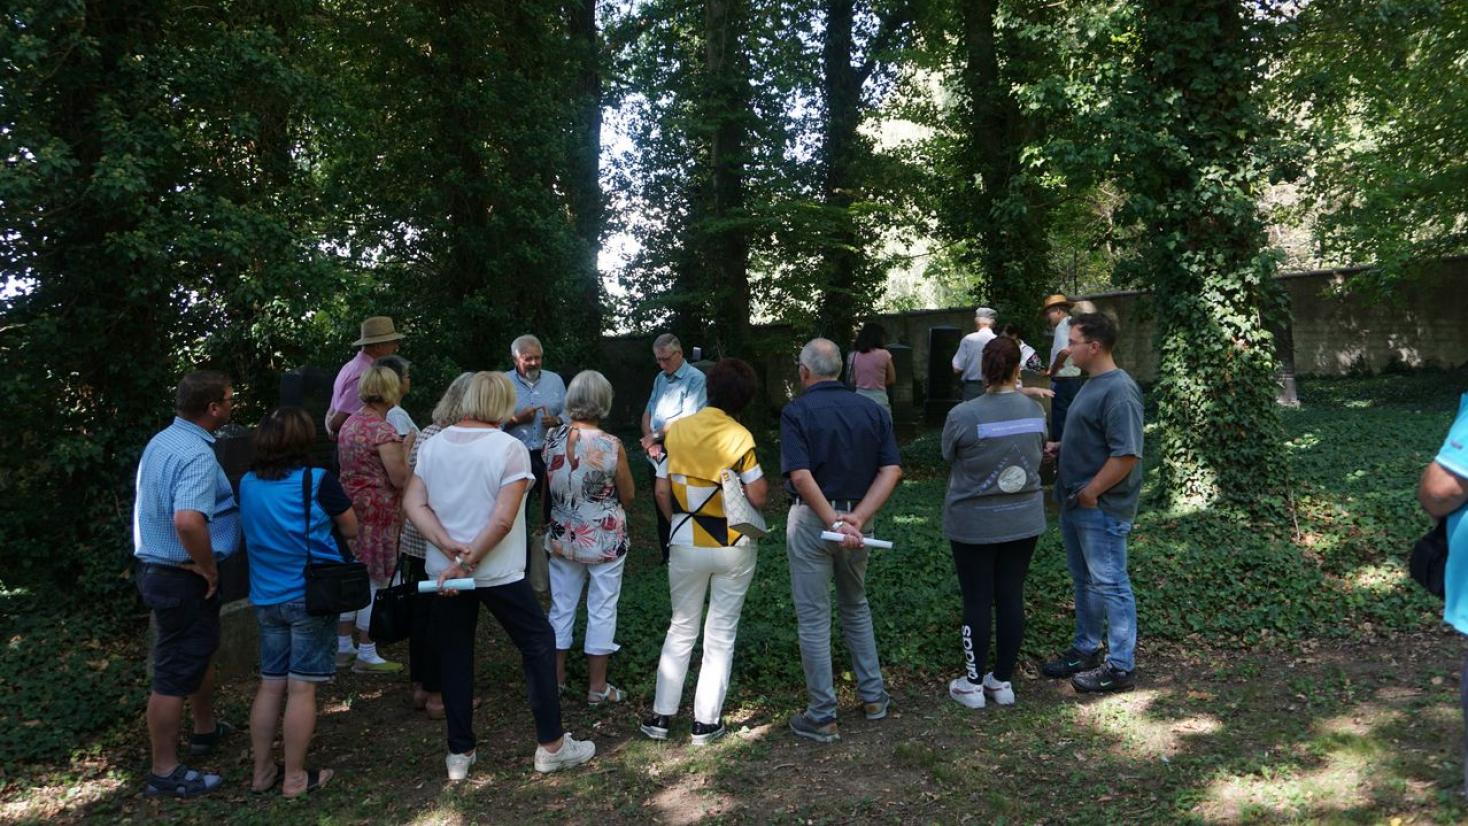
[{"xmin": 9, "ymin": 624, "xmax": 1468, "ymax": 825}]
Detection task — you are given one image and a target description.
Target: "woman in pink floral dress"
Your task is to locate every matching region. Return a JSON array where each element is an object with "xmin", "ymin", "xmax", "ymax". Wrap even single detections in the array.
[
  {"xmin": 336, "ymin": 365, "xmax": 410, "ymax": 673},
  {"xmin": 542, "ymin": 370, "xmax": 635, "ymax": 704}
]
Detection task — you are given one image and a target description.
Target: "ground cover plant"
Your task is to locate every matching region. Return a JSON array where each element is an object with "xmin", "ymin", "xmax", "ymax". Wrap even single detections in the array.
[{"xmin": 2, "ymin": 367, "xmax": 1465, "ymax": 823}]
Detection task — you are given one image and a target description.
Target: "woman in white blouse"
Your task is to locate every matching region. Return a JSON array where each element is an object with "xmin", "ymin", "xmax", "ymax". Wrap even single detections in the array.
[{"xmin": 405, "ymin": 371, "xmax": 595, "ymax": 781}]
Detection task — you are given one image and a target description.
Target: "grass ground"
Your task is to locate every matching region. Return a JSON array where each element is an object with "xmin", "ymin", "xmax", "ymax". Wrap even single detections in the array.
[{"xmin": 3, "ymin": 368, "xmax": 1467, "ymax": 824}]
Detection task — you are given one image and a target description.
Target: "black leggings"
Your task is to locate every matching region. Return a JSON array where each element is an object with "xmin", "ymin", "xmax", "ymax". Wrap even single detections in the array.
[
  {"xmin": 404, "ymin": 555, "xmax": 440, "ymax": 692},
  {"xmin": 951, "ymin": 537, "xmax": 1038, "ymax": 683}
]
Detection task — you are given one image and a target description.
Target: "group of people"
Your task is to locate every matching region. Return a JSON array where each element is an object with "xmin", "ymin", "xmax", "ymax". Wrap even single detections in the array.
[{"xmin": 130, "ymin": 297, "xmax": 1146, "ymax": 798}]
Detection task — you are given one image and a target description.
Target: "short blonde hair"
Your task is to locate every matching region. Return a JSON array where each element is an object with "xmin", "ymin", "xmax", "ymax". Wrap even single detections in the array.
[
  {"xmin": 565, "ymin": 370, "xmax": 614, "ymax": 422},
  {"xmin": 358, "ymin": 365, "xmax": 402, "ymax": 406},
  {"xmin": 461, "ymin": 371, "xmax": 517, "ymax": 425},
  {"xmin": 431, "ymin": 371, "xmax": 475, "ymax": 427}
]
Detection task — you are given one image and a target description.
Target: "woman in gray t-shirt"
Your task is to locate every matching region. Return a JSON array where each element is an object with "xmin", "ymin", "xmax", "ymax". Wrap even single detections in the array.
[{"xmin": 939, "ymin": 336, "xmax": 1047, "ymax": 710}]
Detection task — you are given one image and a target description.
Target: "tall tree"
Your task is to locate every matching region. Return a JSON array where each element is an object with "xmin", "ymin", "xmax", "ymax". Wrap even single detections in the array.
[
  {"xmin": 701, "ymin": 0, "xmax": 755, "ymax": 355},
  {"xmin": 813, "ymin": 0, "xmax": 911, "ymax": 345},
  {"xmin": 566, "ymin": 0, "xmax": 606, "ymax": 339},
  {"xmin": 1107, "ymin": 0, "xmax": 1289, "ymax": 508}
]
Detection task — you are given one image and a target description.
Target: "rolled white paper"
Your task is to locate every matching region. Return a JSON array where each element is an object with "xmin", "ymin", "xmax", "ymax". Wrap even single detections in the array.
[
  {"xmin": 820, "ymin": 531, "xmax": 894, "ymax": 549},
  {"xmin": 418, "ymin": 578, "xmax": 477, "ymax": 593}
]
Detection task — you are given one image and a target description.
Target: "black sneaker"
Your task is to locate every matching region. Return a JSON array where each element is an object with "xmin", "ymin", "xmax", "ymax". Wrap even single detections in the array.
[
  {"xmin": 640, "ymin": 713, "xmax": 671, "ymax": 741},
  {"xmin": 690, "ymin": 720, "xmax": 726, "ymax": 746},
  {"xmin": 1071, "ymin": 663, "xmax": 1136, "ymax": 693},
  {"xmin": 1041, "ymin": 647, "xmax": 1103, "ymax": 679}
]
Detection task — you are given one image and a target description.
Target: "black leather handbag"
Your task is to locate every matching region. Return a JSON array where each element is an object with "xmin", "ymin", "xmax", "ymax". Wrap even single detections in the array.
[
  {"xmin": 1409, "ymin": 519, "xmax": 1449, "ymax": 599},
  {"xmin": 368, "ymin": 553, "xmax": 416, "ymax": 644},
  {"xmin": 301, "ymin": 467, "xmax": 372, "ymax": 617}
]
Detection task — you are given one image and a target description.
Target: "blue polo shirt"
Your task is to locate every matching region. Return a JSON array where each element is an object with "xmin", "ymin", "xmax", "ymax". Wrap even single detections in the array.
[
  {"xmin": 780, "ymin": 381, "xmax": 901, "ymax": 501},
  {"xmin": 132, "ymin": 417, "xmax": 241, "ymax": 566},
  {"xmin": 646, "ymin": 361, "xmax": 707, "ymax": 435},
  {"xmin": 240, "ymin": 467, "xmax": 354, "ymax": 606},
  {"xmin": 505, "ymin": 369, "xmax": 566, "ymax": 450},
  {"xmin": 1437, "ymin": 393, "xmax": 1468, "ymax": 634}
]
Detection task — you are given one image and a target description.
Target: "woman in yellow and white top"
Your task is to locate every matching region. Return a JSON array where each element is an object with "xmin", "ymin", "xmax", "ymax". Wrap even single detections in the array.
[{"xmin": 641, "ymin": 358, "xmax": 767, "ymax": 747}]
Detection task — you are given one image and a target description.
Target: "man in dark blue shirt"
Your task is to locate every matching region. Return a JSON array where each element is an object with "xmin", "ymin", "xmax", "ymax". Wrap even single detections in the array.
[{"xmin": 780, "ymin": 338, "xmax": 903, "ymax": 743}]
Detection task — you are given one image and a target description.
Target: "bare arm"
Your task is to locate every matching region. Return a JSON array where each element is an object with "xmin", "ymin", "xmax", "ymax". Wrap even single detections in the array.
[
  {"xmin": 331, "ymin": 507, "xmax": 359, "ymax": 540},
  {"xmin": 655, "ymin": 476, "xmax": 673, "ymax": 521},
  {"xmin": 743, "ymin": 476, "xmax": 769, "ymax": 509},
  {"xmin": 403, "ymin": 475, "xmax": 457, "ymax": 552},
  {"xmin": 614, "ymin": 441, "xmax": 636, "ymax": 504},
  {"xmin": 1078, "ymin": 455, "xmax": 1139, "ymax": 507},
  {"xmin": 172, "ymin": 510, "xmax": 219, "ymax": 598},
  {"xmin": 1419, "ymin": 461, "xmax": 1468, "ymax": 519},
  {"xmin": 326, "ymin": 409, "xmax": 349, "ymax": 437},
  {"xmin": 789, "ymin": 469, "xmax": 864, "ymax": 549},
  {"xmin": 378, "ymin": 439, "xmax": 409, "ymax": 488},
  {"xmin": 846, "ymin": 465, "xmax": 903, "ymax": 531},
  {"xmin": 462, "ymin": 479, "xmax": 531, "ymax": 564}
]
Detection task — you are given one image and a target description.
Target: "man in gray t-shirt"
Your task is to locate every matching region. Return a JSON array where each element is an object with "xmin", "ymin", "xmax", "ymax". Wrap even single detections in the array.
[{"xmin": 1041, "ymin": 312, "xmax": 1144, "ymax": 694}]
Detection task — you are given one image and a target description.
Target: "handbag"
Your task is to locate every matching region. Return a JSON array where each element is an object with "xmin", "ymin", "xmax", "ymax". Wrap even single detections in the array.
[
  {"xmin": 368, "ymin": 552, "xmax": 416, "ymax": 644},
  {"xmin": 301, "ymin": 467, "xmax": 372, "ymax": 617},
  {"xmin": 720, "ymin": 468, "xmax": 767, "ymax": 539},
  {"xmin": 1409, "ymin": 519, "xmax": 1449, "ymax": 599}
]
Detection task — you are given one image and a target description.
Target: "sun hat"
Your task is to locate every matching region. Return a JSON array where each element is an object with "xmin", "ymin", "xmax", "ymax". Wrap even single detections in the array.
[
  {"xmin": 351, "ymin": 316, "xmax": 405, "ymax": 347},
  {"xmin": 1040, "ymin": 294, "xmax": 1073, "ymax": 313}
]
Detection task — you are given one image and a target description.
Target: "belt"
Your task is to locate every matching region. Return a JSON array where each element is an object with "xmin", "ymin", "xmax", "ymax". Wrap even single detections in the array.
[
  {"xmin": 793, "ymin": 496, "xmax": 861, "ymax": 512},
  {"xmin": 139, "ymin": 562, "xmax": 199, "ymax": 577}
]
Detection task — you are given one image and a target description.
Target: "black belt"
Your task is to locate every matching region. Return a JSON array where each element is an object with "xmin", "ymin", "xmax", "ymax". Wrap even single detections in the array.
[
  {"xmin": 139, "ymin": 562, "xmax": 199, "ymax": 577},
  {"xmin": 793, "ymin": 496, "xmax": 861, "ymax": 512}
]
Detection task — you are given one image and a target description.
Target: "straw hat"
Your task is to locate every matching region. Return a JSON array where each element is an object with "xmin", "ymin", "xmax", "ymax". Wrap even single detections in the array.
[
  {"xmin": 1040, "ymin": 294, "xmax": 1073, "ymax": 313},
  {"xmin": 351, "ymin": 316, "xmax": 405, "ymax": 346}
]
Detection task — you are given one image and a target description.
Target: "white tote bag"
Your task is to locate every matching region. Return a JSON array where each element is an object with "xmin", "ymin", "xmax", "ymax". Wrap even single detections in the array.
[{"xmin": 719, "ymin": 468, "xmax": 767, "ymax": 539}]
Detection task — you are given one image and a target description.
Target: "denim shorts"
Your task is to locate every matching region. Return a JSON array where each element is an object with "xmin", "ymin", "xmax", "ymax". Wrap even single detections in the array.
[
  {"xmin": 138, "ymin": 564, "xmax": 221, "ymax": 697},
  {"xmin": 255, "ymin": 601, "xmax": 337, "ymax": 682}
]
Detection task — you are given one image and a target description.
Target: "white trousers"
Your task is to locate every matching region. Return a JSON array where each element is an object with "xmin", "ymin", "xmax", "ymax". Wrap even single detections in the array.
[
  {"xmin": 652, "ymin": 543, "xmax": 758, "ymax": 724},
  {"xmin": 547, "ymin": 553, "xmax": 627, "ymax": 655}
]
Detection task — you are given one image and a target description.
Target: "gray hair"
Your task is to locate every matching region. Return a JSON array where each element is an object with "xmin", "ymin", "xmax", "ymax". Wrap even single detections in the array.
[
  {"xmin": 652, "ymin": 333, "xmax": 681, "ymax": 354},
  {"xmin": 975, "ymin": 307, "xmax": 997, "ymax": 322},
  {"xmin": 430, "ymin": 371, "xmax": 475, "ymax": 427},
  {"xmin": 799, "ymin": 338, "xmax": 842, "ymax": 379},
  {"xmin": 510, "ymin": 334, "xmax": 543, "ymax": 358},
  {"xmin": 374, "ymin": 354, "xmax": 410, "ymax": 380},
  {"xmin": 564, "ymin": 370, "xmax": 614, "ymax": 422}
]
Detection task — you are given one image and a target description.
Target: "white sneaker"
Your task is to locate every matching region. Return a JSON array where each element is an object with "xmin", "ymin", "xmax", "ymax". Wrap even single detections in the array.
[
  {"xmin": 983, "ymin": 673, "xmax": 1015, "ymax": 706},
  {"xmin": 446, "ymin": 750, "xmax": 476, "ymax": 781},
  {"xmin": 948, "ymin": 676, "xmax": 986, "ymax": 709},
  {"xmin": 534, "ymin": 733, "xmax": 596, "ymax": 773}
]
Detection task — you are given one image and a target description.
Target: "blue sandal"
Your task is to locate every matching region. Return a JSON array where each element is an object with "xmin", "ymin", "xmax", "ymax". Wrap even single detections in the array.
[{"xmin": 143, "ymin": 765, "xmax": 223, "ymax": 798}]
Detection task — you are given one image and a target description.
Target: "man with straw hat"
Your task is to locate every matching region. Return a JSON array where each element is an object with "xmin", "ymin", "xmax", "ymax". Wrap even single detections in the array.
[
  {"xmin": 326, "ymin": 316, "xmax": 405, "ymax": 439},
  {"xmin": 1041, "ymin": 294, "xmax": 1084, "ymax": 442}
]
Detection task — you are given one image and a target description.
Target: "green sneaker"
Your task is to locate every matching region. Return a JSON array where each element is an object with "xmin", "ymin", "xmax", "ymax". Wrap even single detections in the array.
[{"xmin": 352, "ymin": 657, "xmax": 404, "ymax": 674}]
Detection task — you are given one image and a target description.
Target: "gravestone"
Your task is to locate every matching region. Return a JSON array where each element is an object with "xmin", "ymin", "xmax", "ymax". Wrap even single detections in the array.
[
  {"xmin": 925, "ymin": 326, "xmax": 963, "ymax": 425},
  {"xmin": 888, "ymin": 343, "xmax": 916, "ymax": 440}
]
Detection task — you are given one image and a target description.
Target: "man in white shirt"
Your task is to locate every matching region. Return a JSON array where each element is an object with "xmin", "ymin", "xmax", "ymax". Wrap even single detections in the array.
[
  {"xmin": 1043, "ymin": 294, "xmax": 1085, "ymax": 441},
  {"xmin": 951, "ymin": 307, "xmax": 998, "ymax": 401}
]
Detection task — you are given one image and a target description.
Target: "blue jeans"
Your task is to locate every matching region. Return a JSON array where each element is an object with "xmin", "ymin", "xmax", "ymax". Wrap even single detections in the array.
[
  {"xmin": 787, "ymin": 504, "xmax": 887, "ymax": 722},
  {"xmin": 1060, "ymin": 506, "xmax": 1136, "ymax": 672},
  {"xmin": 255, "ymin": 601, "xmax": 336, "ymax": 682}
]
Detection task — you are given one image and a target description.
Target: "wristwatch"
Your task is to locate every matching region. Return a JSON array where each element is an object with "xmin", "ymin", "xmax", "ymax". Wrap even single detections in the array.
[{"xmin": 831, "ymin": 519, "xmax": 846, "ymax": 531}]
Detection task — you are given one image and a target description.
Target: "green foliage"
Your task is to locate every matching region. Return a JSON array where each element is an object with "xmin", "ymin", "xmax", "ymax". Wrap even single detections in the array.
[
  {"xmin": 1066, "ymin": 0, "xmax": 1292, "ymax": 510},
  {"xmin": 1280, "ymin": 0, "xmax": 1468, "ymax": 288}
]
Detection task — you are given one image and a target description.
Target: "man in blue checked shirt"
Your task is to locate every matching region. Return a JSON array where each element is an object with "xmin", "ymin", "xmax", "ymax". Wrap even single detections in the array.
[
  {"xmin": 504, "ymin": 333, "xmax": 566, "ymax": 598},
  {"xmin": 132, "ymin": 370, "xmax": 241, "ymax": 798},
  {"xmin": 640, "ymin": 333, "xmax": 707, "ymax": 563}
]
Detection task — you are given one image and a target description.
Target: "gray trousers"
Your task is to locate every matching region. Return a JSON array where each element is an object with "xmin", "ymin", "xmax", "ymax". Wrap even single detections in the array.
[{"xmin": 786, "ymin": 503, "xmax": 887, "ymax": 721}]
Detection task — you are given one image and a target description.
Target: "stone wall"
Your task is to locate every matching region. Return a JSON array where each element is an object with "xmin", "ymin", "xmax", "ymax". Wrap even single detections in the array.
[{"xmin": 599, "ymin": 258, "xmax": 1468, "ymax": 420}]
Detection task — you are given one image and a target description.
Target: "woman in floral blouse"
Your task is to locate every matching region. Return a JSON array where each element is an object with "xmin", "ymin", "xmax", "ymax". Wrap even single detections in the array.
[{"xmin": 542, "ymin": 370, "xmax": 635, "ymax": 705}]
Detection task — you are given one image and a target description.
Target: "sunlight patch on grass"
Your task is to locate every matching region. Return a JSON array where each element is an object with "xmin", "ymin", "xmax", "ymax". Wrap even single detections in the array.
[
  {"xmin": 1346, "ymin": 564, "xmax": 1409, "ymax": 595},
  {"xmin": 0, "ymin": 775, "xmax": 125, "ymax": 822},
  {"xmin": 406, "ymin": 807, "xmax": 466, "ymax": 826},
  {"xmin": 649, "ymin": 777, "xmax": 736, "ymax": 824},
  {"xmin": 1073, "ymin": 689, "xmax": 1222, "ymax": 758}
]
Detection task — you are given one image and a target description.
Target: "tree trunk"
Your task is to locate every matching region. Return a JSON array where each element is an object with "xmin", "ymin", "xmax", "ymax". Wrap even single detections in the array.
[
  {"xmin": 816, "ymin": 0, "xmax": 863, "ymax": 347},
  {"xmin": 703, "ymin": 0, "xmax": 752, "ymax": 357},
  {"xmin": 566, "ymin": 0, "xmax": 604, "ymax": 343}
]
